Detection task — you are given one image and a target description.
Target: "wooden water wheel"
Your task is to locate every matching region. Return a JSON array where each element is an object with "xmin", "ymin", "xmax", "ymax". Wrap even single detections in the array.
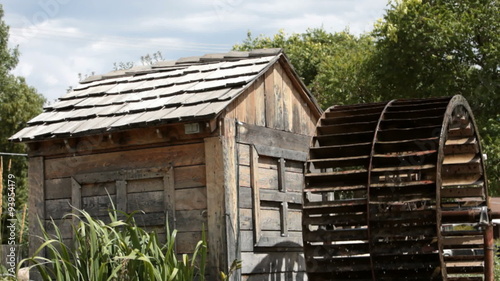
[{"xmin": 303, "ymin": 95, "xmax": 493, "ymax": 281}]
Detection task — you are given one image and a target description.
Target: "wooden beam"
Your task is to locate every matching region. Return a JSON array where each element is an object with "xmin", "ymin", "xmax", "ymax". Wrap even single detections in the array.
[
  {"xmin": 251, "ymin": 146, "xmax": 261, "ymax": 247},
  {"xmin": 163, "ymin": 163, "xmax": 176, "ymax": 232},
  {"xmin": 28, "ymin": 156, "xmax": 44, "ymax": 280},
  {"xmin": 205, "ymin": 136, "xmax": 227, "ymax": 280},
  {"xmin": 71, "ymin": 177, "xmax": 82, "ymax": 226},
  {"xmin": 116, "ymin": 180, "xmax": 127, "ymax": 214},
  {"xmin": 221, "ymin": 118, "xmax": 240, "ymax": 281},
  {"xmin": 237, "ymin": 122, "xmax": 311, "ymax": 153}
]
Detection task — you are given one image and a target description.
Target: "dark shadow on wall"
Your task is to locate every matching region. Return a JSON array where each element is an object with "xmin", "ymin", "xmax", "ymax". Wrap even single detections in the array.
[{"xmin": 246, "ymin": 242, "xmax": 306, "ymax": 281}]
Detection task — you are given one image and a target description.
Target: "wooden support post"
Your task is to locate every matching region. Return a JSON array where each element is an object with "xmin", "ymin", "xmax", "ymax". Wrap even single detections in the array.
[
  {"xmin": 28, "ymin": 157, "xmax": 44, "ymax": 281},
  {"xmin": 251, "ymin": 146, "xmax": 261, "ymax": 244},
  {"xmin": 484, "ymin": 224, "xmax": 494, "ymax": 281},
  {"xmin": 71, "ymin": 177, "xmax": 81, "ymax": 214},
  {"xmin": 116, "ymin": 180, "xmax": 127, "ymax": 215},
  {"xmin": 163, "ymin": 163, "xmax": 176, "ymax": 232},
  {"xmin": 205, "ymin": 136, "xmax": 227, "ymax": 280}
]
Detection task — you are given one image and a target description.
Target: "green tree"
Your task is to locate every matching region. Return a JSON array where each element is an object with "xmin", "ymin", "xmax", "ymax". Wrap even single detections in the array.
[
  {"xmin": 234, "ymin": 0, "xmax": 499, "ymax": 195},
  {"xmin": 370, "ymin": 0, "xmax": 499, "ymax": 194},
  {"xmin": 0, "ymin": 4, "xmax": 45, "ymax": 242},
  {"xmin": 234, "ymin": 28, "xmax": 378, "ymax": 107}
]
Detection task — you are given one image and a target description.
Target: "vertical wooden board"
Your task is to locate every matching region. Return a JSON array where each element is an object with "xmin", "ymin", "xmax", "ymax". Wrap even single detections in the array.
[
  {"xmin": 236, "ymin": 94, "xmax": 247, "ymax": 123},
  {"xmin": 292, "ymin": 102, "xmax": 302, "ymax": 135},
  {"xmin": 240, "ymin": 208, "xmax": 253, "ymax": 230},
  {"xmin": 29, "ymin": 157, "xmax": 44, "ymax": 260},
  {"xmin": 204, "ymin": 136, "xmax": 226, "ymax": 279},
  {"xmin": 239, "ymin": 165, "xmax": 251, "ymax": 188},
  {"xmin": 222, "ymin": 118, "xmax": 240, "ymax": 281},
  {"xmin": 71, "ymin": 177, "xmax": 82, "ymax": 225},
  {"xmin": 264, "ymin": 67, "xmax": 275, "ymax": 129},
  {"xmin": 286, "ymin": 172, "xmax": 304, "ymax": 193},
  {"xmin": 240, "ymin": 230, "xmax": 254, "ymax": 252},
  {"xmin": 246, "ymin": 85, "xmax": 256, "ymax": 125},
  {"xmin": 273, "ymin": 63, "xmax": 285, "ymax": 131},
  {"xmin": 164, "ymin": 165, "xmax": 176, "ymax": 230},
  {"xmin": 282, "ymin": 70, "xmax": 293, "ymax": 132},
  {"xmin": 238, "ymin": 144, "xmax": 251, "ymax": 166},
  {"xmin": 238, "ymin": 186, "xmax": 252, "ymax": 208},
  {"xmin": 116, "ymin": 180, "xmax": 127, "ymax": 213},
  {"xmin": 251, "ymin": 146, "xmax": 261, "ymax": 245},
  {"xmin": 254, "ymin": 76, "xmax": 266, "ymax": 126}
]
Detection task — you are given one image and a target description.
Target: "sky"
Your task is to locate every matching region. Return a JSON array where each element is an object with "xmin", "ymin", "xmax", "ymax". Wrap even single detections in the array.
[{"xmin": 2, "ymin": 0, "xmax": 389, "ymax": 103}]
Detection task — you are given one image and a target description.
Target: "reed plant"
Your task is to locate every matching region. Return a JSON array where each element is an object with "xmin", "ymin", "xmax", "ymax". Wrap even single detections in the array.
[{"xmin": 18, "ymin": 205, "xmax": 207, "ymax": 281}]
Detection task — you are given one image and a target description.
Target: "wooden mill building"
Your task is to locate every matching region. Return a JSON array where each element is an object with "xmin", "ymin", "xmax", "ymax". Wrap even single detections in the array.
[{"xmin": 10, "ymin": 49, "xmax": 322, "ymax": 280}]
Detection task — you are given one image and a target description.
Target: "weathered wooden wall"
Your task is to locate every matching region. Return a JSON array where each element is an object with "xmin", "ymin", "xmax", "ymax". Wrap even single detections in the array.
[
  {"xmin": 26, "ymin": 56, "xmax": 320, "ymax": 281},
  {"xmin": 42, "ymin": 142, "xmax": 208, "ymax": 253},
  {"xmin": 224, "ymin": 60, "xmax": 318, "ymax": 136}
]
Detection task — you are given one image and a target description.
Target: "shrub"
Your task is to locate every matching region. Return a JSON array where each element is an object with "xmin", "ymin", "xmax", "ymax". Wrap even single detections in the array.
[{"xmin": 18, "ymin": 206, "xmax": 207, "ymax": 281}]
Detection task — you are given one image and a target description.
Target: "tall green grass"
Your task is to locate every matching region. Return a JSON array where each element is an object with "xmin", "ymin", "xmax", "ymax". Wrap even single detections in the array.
[{"xmin": 18, "ymin": 206, "xmax": 207, "ymax": 281}]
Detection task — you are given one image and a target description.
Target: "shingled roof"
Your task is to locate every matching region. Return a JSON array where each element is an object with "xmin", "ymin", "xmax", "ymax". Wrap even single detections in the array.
[{"xmin": 11, "ymin": 48, "xmax": 304, "ymax": 142}]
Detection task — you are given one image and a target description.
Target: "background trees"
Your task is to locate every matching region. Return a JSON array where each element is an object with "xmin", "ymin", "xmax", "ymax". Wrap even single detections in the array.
[
  {"xmin": 0, "ymin": 4, "xmax": 45, "ymax": 242},
  {"xmin": 234, "ymin": 0, "xmax": 499, "ymax": 195}
]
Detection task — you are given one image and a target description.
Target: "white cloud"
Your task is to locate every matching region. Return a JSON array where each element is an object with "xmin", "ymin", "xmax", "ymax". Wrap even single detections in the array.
[{"xmin": 4, "ymin": 0, "xmax": 390, "ymax": 102}]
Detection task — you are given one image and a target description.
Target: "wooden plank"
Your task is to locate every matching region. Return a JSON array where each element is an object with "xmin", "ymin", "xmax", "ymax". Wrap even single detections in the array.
[
  {"xmin": 255, "ymin": 145, "xmax": 307, "ymax": 163},
  {"xmin": 238, "ymin": 144, "xmax": 251, "ymax": 166},
  {"xmin": 176, "ymin": 231, "xmax": 203, "ymax": 254},
  {"xmin": 222, "ymin": 118, "xmax": 240, "ymax": 281},
  {"xmin": 264, "ymin": 67, "xmax": 275, "ymax": 128},
  {"xmin": 239, "ymin": 165, "xmax": 251, "ymax": 188},
  {"xmin": 175, "ymin": 210, "xmax": 207, "ymax": 232},
  {"xmin": 45, "ymin": 198, "xmax": 72, "ymax": 219},
  {"xmin": 128, "ymin": 191, "xmax": 164, "ymax": 213},
  {"xmin": 81, "ymin": 181, "xmax": 116, "ymax": 197},
  {"xmin": 273, "ymin": 63, "xmax": 285, "ymax": 131},
  {"xmin": 254, "ymin": 235, "xmax": 303, "ymax": 248},
  {"xmin": 126, "ymin": 177, "xmax": 163, "ymax": 193},
  {"xmin": 116, "ymin": 180, "xmax": 127, "ymax": 213},
  {"xmin": 174, "ymin": 165, "xmax": 206, "ymax": 189},
  {"xmin": 175, "ymin": 187, "xmax": 207, "ymax": 210},
  {"xmin": 246, "ymin": 85, "xmax": 256, "ymax": 125},
  {"xmin": 254, "ymin": 76, "xmax": 266, "ymax": 126},
  {"xmin": 45, "ymin": 143, "xmax": 205, "ymax": 179},
  {"xmin": 238, "ymin": 186, "xmax": 252, "ymax": 208},
  {"xmin": 241, "ymin": 230, "xmax": 254, "ymax": 252},
  {"xmin": 164, "ymin": 164, "xmax": 176, "ymax": 231},
  {"xmin": 71, "ymin": 177, "xmax": 81, "ymax": 226},
  {"xmin": 240, "ymin": 208, "xmax": 253, "ymax": 230},
  {"xmin": 45, "ymin": 178, "xmax": 71, "ymax": 199},
  {"xmin": 282, "ymin": 69, "xmax": 293, "ymax": 132},
  {"xmin": 237, "ymin": 122, "xmax": 311, "ymax": 153},
  {"xmin": 74, "ymin": 166, "xmax": 169, "ymax": 184},
  {"xmin": 251, "ymin": 146, "xmax": 261, "ymax": 245},
  {"xmin": 204, "ymin": 136, "xmax": 227, "ymax": 279},
  {"xmin": 240, "ymin": 252, "xmax": 305, "ymax": 274},
  {"xmin": 82, "ymin": 195, "xmax": 116, "ymax": 217}
]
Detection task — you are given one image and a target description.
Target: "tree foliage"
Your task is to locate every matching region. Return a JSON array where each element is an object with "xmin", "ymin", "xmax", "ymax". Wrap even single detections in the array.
[
  {"xmin": 0, "ymin": 4, "xmax": 45, "ymax": 242},
  {"xmin": 233, "ymin": 0, "xmax": 500, "ymax": 195}
]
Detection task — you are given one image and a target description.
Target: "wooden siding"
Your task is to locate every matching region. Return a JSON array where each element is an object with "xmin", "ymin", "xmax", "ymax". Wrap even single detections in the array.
[
  {"xmin": 42, "ymin": 143, "xmax": 207, "ymax": 255},
  {"xmin": 224, "ymin": 61, "xmax": 318, "ymax": 136}
]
